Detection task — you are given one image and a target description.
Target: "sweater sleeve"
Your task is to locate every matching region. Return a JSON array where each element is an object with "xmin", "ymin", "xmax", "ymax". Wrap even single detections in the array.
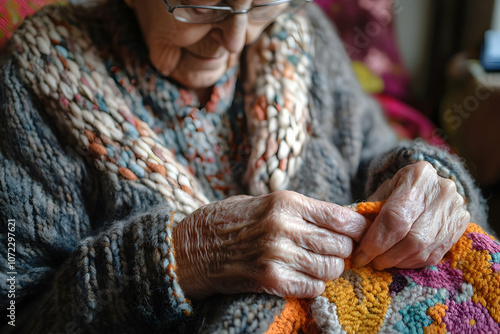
[{"xmin": 0, "ymin": 58, "xmax": 192, "ymax": 332}]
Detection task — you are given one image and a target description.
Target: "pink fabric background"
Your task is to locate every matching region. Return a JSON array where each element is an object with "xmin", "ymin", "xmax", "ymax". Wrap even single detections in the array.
[
  {"xmin": 315, "ymin": 0, "xmax": 410, "ymax": 100},
  {"xmin": 0, "ymin": 0, "xmax": 65, "ymax": 49},
  {"xmin": 316, "ymin": 0, "xmax": 447, "ymax": 147}
]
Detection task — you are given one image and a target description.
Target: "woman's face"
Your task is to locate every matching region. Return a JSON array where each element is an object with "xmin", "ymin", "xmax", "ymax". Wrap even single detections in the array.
[{"xmin": 126, "ymin": 0, "xmax": 276, "ymax": 89}]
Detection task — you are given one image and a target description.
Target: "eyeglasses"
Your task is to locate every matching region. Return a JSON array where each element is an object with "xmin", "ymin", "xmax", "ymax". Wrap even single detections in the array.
[{"xmin": 162, "ymin": 0, "xmax": 312, "ymax": 24}]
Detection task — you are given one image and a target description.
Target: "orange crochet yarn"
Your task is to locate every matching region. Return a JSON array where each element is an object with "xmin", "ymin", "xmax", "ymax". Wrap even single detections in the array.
[{"xmin": 353, "ymin": 201, "xmax": 384, "ymax": 222}]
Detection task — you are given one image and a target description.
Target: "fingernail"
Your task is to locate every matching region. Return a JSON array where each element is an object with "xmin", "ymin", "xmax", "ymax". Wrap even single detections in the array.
[{"xmin": 353, "ymin": 251, "xmax": 370, "ymax": 267}]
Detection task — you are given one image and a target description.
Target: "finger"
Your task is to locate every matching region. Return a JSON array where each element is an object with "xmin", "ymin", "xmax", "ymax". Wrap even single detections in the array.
[
  {"xmin": 352, "ymin": 185, "xmax": 427, "ymax": 267},
  {"xmin": 269, "ymin": 239, "xmax": 345, "ymax": 281},
  {"xmin": 260, "ymin": 266, "xmax": 326, "ymax": 298},
  {"xmin": 370, "ymin": 239, "xmax": 434, "ymax": 270},
  {"xmin": 294, "ymin": 194, "xmax": 371, "ymax": 241},
  {"xmin": 290, "ymin": 221, "xmax": 354, "ymax": 257},
  {"xmin": 393, "ymin": 249, "xmax": 446, "ymax": 270},
  {"xmin": 290, "ymin": 253, "xmax": 345, "ymax": 282},
  {"xmin": 254, "ymin": 240, "xmax": 344, "ymax": 281},
  {"xmin": 391, "ymin": 214, "xmax": 468, "ymax": 270},
  {"xmin": 206, "ymin": 262, "xmax": 326, "ymax": 298},
  {"xmin": 260, "ymin": 191, "xmax": 371, "ymax": 241},
  {"xmin": 389, "ymin": 244, "xmax": 453, "ymax": 270}
]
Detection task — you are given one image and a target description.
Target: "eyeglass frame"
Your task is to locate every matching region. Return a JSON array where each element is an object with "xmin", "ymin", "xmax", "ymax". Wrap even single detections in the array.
[{"xmin": 161, "ymin": 0, "xmax": 313, "ymax": 23}]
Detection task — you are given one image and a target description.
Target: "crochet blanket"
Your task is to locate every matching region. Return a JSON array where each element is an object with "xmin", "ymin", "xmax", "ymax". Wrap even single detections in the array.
[{"xmin": 263, "ymin": 202, "xmax": 500, "ymax": 333}]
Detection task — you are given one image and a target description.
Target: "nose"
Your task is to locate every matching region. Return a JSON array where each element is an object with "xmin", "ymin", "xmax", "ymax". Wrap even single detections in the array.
[{"xmin": 211, "ymin": 14, "xmax": 248, "ymax": 54}]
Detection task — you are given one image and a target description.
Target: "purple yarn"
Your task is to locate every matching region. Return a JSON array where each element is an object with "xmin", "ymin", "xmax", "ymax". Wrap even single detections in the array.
[
  {"xmin": 468, "ymin": 232, "xmax": 500, "ymax": 253},
  {"xmin": 443, "ymin": 300, "xmax": 500, "ymax": 333},
  {"xmin": 397, "ymin": 260, "xmax": 463, "ymax": 291}
]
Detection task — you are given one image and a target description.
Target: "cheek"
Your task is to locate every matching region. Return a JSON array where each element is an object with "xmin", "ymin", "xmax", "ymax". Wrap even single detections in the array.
[
  {"xmin": 132, "ymin": 0, "xmax": 210, "ymax": 48},
  {"xmin": 151, "ymin": 24, "xmax": 211, "ymax": 49},
  {"xmin": 145, "ymin": 24, "xmax": 211, "ymax": 72},
  {"xmin": 245, "ymin": 22, "xmax": 274, "ymax": 45}
]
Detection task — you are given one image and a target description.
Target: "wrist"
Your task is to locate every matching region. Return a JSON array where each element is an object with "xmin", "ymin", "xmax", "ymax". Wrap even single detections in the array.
[{"xmin": 172, "ymin": 220, "xmax": 213, "ymax": 300}]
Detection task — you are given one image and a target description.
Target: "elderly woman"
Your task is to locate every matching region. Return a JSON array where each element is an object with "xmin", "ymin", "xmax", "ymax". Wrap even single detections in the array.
[{"xmin": 0, "ymin": 0, "xmax": 489, "ymax": 332}]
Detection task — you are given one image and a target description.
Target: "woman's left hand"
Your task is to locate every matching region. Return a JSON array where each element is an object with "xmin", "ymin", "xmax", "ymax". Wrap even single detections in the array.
[{"xmin": 352, "ymin": 161, "xmax": 470, "ymax": 270}]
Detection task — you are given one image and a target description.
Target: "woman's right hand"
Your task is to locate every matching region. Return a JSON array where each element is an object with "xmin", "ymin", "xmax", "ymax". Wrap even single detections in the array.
[{"xmin": 172, "ymin": 191, "xmax": 370, "ymax": 300}]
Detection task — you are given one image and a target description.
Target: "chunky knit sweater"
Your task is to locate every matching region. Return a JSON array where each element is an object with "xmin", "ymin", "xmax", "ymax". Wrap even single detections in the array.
[{"xmin": 0, "ymin": 2, "xmax": 491, "ymax": 333}]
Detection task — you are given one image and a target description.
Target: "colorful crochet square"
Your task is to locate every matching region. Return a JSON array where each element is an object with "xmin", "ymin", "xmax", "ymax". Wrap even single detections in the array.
[
  {"xmin": 0, "ymin": 0, "xmax": 66, "ymax": 49},
  {"xmin": 266, "ymin": 202, "xmax": 500, "ymax": 333}
]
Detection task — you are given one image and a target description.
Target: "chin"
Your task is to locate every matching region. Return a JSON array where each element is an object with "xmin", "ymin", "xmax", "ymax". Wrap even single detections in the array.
[{"xmin": 171, "ymin": 67, "xmax": 228, "ymax": 89}]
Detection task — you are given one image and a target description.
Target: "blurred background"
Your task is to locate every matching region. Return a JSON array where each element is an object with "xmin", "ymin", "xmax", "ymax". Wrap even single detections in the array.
[
  {"xmin": 1, "ymin": 0, "xmax": 500, "ymax": 233},
  {"xmin": 394, "ymin": 0, "xmax": 500, "ymax": 235}
]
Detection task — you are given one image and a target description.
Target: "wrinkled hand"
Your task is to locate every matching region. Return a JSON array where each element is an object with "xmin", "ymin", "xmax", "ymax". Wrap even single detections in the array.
[
  {"xmin": 173, "ymin": 191, "xmax": 370, "ymax": 300},
  {"xmin": 353, "ymin": 161, "xmax": 470, "ymax": 270}
]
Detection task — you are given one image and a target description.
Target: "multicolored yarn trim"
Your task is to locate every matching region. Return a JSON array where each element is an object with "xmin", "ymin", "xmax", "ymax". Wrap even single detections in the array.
[
  {"xmin": 244, "ymin": 15, "xmax": 313, "ymax": 194},
  {"xmin": 266, "ymin": 202, "xmax": 500, "ymax": 334}
]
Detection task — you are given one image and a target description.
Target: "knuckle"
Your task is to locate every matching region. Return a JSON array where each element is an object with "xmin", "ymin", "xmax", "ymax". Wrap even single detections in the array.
[
  {"xmin": 263, "ymin": 239, "xmax": 285, "ymax": 259},
  {"xmin": 404, "ymin": 160, "xmax": 435, "ymax": 178},
  {"xmin": 266, "ymin": 190, "xmax": 299, "ymax": 207},
  {"xmin": 308, "ymin": 231, "xmax": 353, "ymax": 257},
  {"xmin": 406, "ymin": 235, "xmax": 430, "ymax": 252},
  {"xmin": 260, "ymin": 213, "xmax": 289, "ymax": 237},
  {"xmin": 295, "ymin": 250, "xmax": 316, "ymax": 269},
  {"xmin": 292, "ymin": 250, "xmax": 342, "ymax": 281},
  {"xmin": 418, "ymin": 161, "xmax": 436, "ymax": 175},
  {"xmin": 441, "ymin": 178, "xmax": 457, "ymax": 194},
  {"xmin": 263, "ymin": 212, "xmax": 285, "ymax": 231},
  {"xmin": 308, "ymin": 254, "xmax": 325, "ymax": 277}
]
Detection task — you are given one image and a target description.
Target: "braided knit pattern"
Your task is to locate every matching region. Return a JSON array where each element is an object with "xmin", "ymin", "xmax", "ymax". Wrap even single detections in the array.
[
  {"xmin": 244, "ymin": 15, "xmax": 313, "ymax": 194},
  {"xmin": 265, "ymin": 202, "xmax": 500, "ymax": 334}
]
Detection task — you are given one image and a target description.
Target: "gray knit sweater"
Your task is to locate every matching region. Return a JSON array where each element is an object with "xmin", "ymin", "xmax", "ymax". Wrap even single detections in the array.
[{"xmin": 0, "ymin": 2, "xmax": 488, "ymax": 333}]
